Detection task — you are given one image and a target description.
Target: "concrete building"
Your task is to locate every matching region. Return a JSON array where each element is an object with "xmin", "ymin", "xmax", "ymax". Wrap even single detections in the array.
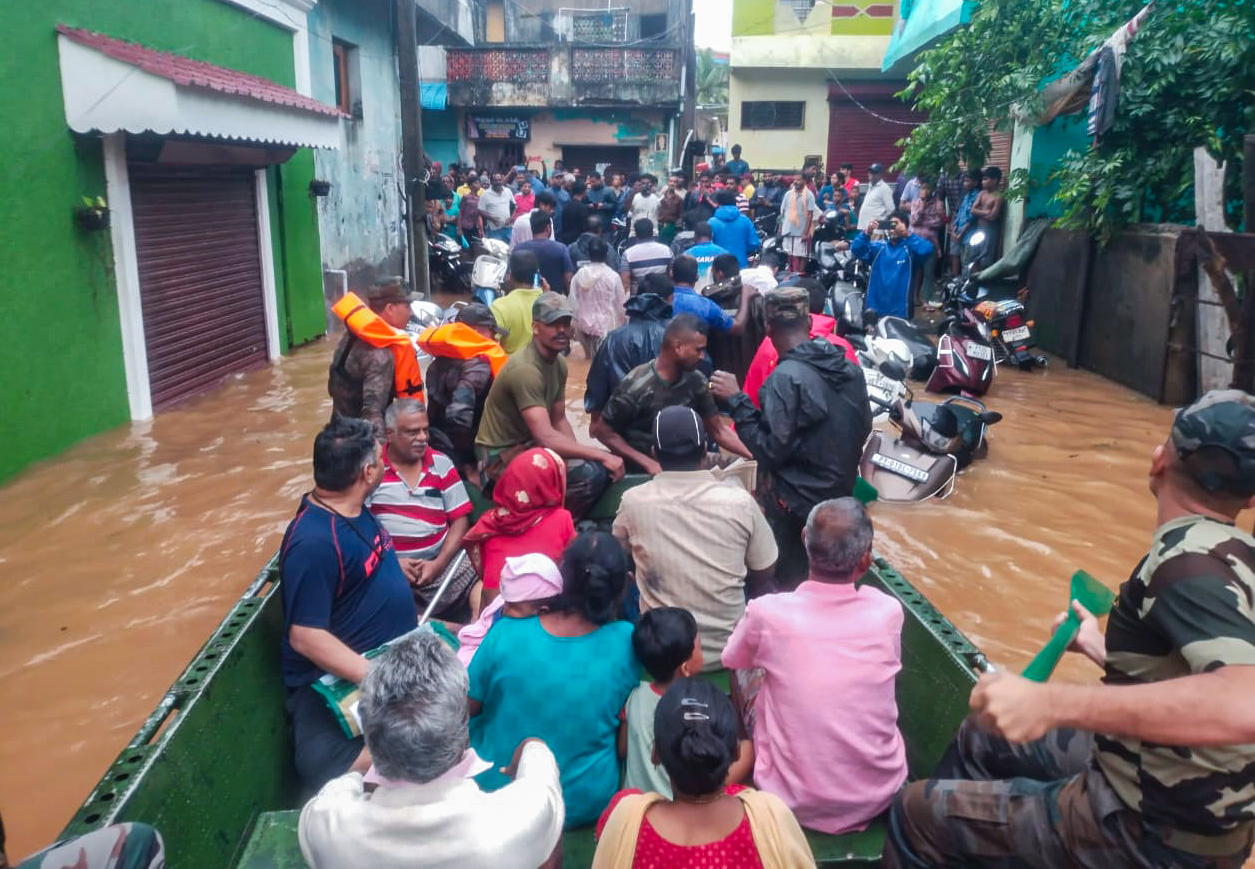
[
  {"xmin": 2, "ymin": 0, "xmax": 340, "ymax": 484},
  {"xmin": 727, "ymin": 0, "xmax": 920, "ymax": 176},
  {"xmin": 307, "ymin": 0, "xmax": 473, "ymax": 293},
  {"xmin": 445, "ymin": 0, "xmax": 692, "ymax": 178}
]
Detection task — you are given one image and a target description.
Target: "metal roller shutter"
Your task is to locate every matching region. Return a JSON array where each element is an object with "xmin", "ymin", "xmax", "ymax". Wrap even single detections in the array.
[
  {"xmin": 130, "ymin": 164, "xmax": 268, "ymax": 410},
  {"xmin": 827, "ymin": 81, "xmax": 926, "ymax": 179},
  {"xmin": 986, "ymin": 124, "xmax": 1013, "ymax": 179}
]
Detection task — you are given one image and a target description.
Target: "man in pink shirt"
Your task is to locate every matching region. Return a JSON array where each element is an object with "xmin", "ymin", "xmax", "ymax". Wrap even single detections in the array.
[{"xmin": 722, "ymin": 497, "xmax": 906, "ymax": 834}]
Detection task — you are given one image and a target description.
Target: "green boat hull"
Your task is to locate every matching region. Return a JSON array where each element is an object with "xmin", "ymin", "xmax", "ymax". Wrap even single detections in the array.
[{"xmin": 62, "ymin": 480, "xmax": 987, "ymax": 867}]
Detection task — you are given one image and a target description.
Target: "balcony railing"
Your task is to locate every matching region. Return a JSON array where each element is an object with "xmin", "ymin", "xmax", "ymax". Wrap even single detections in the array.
[
  {"xmin": 446, "ymin": 49, "xmax": 549, "ymax": 84},
  {"xmin": 571, "ymin": 48, "xmax": 677, "ymax": 83}
]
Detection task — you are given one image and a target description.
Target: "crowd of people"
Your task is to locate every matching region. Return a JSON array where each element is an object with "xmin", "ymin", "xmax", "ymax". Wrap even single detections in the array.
[{"xmin": 280, "ymin": 144, "xmax": 1255, "ymax": 869}]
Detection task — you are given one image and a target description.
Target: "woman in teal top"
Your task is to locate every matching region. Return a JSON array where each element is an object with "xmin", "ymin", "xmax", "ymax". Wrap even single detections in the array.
[{"xmin": 469, "ymin": 531, "xmax": 639, "ymax": 827}]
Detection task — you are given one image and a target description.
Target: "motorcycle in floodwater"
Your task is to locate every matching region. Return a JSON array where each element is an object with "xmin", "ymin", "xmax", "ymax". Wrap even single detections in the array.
[
  {"xmin": 943, "ymin": 228, "xmax": 1047, "ymax": 370},
  {"xmin": 859, "ymin": 388, "xmax": 1003, "ymax": 502},
  {"xmin": 470, "ymin": 237, "xmax": 509, "ymax": 306},
  {"xmin": 429, "ymin": 233, "xmax": 472, "ymax": 294}
]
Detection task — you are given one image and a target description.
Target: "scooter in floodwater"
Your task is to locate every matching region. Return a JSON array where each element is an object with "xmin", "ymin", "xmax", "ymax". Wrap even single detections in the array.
[
  {"xmin": 927, "ymin": 309, "xmax": 997, "ymax": 397},
  {"xmin": 862, "ymin": 312, "xmax": 938, "ymax": 381},
  {"xmin": 828, "ymin": 280, "xmax": 865, "ymax": 337},
  {"xmin": 860, "ymin": 358, "xmax": 909, "ymax": 425},
  {"xmin": 859, "ymin": 387, "xmax": 1003, "ymax": 502},
  {"xmin": 470, "ymin": 237, "xmax": 509, "ymax": 306}
]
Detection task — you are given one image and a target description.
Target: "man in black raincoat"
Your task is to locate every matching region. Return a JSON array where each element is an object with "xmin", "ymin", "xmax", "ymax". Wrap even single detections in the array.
[{"xmin": 711, "ymin": 286, "xmax": 872, "ymax": 587}]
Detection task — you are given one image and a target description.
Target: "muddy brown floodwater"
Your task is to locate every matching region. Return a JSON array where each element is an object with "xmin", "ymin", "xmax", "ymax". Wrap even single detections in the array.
[{"xmin": 0, "ymin": 337, "xmax": 1201, "ymax": 860}]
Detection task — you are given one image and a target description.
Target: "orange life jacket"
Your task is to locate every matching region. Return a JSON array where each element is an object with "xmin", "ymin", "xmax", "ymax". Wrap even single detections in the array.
[
  {"xmin": 415, "ymin": 322, "xmax": 508, "ymax": 376},
  {"xmin": 331, "ymin": 292, "xmax": 424, "ymax": 399}
]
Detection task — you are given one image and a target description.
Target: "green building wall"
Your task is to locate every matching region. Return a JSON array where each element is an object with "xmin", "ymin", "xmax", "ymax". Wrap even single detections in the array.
[{"xmin": 0, "ymin": 1, "xmax": 325, "ymax": 483}]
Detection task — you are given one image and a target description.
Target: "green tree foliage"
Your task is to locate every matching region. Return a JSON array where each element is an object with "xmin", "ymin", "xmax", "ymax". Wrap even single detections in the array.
[
  {"xmin": 897, "ymin": 0, "xmax": 1255, "ymax": 239},
  {"xmin": 696, "ymin": 47, "xmax": 729, "ymax": 108}
]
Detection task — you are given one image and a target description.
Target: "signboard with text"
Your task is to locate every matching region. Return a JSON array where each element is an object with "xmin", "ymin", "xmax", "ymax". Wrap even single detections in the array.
[{"xmin": 467, "ymin": 116, "xmax": 531, "ymax": 141}]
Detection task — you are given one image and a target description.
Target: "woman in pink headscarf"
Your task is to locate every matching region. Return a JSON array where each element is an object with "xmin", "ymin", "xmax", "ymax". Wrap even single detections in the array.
[{"xmin": 457, "ymin": 553, "xmax": 563, "ymax": 666}]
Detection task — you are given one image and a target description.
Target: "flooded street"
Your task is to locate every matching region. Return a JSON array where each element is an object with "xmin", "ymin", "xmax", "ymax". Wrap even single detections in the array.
[{"xmin": 0, "ymin": 337, "xmax": 1185, "ymax": 858}]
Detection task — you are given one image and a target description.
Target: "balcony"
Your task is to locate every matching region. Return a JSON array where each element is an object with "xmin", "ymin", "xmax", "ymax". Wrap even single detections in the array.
[{"xmin": 445, "ymin": 46, "xmax": 681, "ymax": 108}]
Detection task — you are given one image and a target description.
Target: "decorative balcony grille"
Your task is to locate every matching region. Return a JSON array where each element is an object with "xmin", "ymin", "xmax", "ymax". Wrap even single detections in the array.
[
  {"xmin": 570, "ymin": 48, "xmax": 677, "ymax": 83},
  {"xmin": 446, "ymin": 49, "xmax": 549, "ymax": 84}
]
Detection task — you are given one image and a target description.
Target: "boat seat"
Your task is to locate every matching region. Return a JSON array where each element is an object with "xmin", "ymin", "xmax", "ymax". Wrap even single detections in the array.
[{"xmin": 236, "ymin": 811, "xmax": 303, "ymax": 869}]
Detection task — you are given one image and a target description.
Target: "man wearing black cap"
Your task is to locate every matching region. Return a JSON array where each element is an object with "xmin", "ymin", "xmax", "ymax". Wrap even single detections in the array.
[
  {"xmin": 857, "ymin": 163, "xmax": 895, "ymax": 231},
  {"xmin": 887, "ymin": 389, "xmax": 1255, "ymax": 869},
  {"xmin": 327, "ymin": 277, "xmax": 416, "ymax": 438},
  {"xmin": 613, "ymin": 406, "xmax": 777, "ymax": 668},
  {"xmin": 477, "ymin": 292, "xmax": 624, "ymax": 516},
  {"xmin": 425, "ymin": 303, "xmax": 507, "ymax": 474}
]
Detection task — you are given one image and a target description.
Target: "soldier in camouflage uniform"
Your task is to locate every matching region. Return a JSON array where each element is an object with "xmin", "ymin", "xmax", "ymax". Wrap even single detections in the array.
[
  {"xmin": 2, "ymin": 816, "xmax": 164, "ymax": 869},
  {"xmin": 886, "ymin": 389, "xmax": 1255, "ymax": 868},
  {"xmin": 327, "ymin": 278, "xmax": 416, "ymax": 439}
]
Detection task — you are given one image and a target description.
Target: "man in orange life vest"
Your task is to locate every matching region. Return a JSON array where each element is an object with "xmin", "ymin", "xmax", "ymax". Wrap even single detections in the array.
[{"xmin": 328, "ymin": 277, "xmax": 415, "ymax": 438}]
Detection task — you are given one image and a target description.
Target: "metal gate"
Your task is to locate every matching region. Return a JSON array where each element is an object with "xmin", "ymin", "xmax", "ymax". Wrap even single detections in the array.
[
  {"xmin": 129, "ymin": 164, "xmax": 268, "ymax": 410},
  {"xmin": 827, "ymin": 81, "xmax": 924, "ymax": 179}
]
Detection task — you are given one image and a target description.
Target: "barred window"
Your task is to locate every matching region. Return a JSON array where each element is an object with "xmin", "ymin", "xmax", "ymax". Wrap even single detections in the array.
[{"xmin": 740, "ymin": 101, "xmax": 805, "ymax": 130}]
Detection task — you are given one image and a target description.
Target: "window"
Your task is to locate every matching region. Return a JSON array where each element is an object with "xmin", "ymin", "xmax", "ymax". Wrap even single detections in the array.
[
  {"xmin": 485, "ymin": 0, "xmax": 505, "ymax": 42},
  {"xmin": 638, "ymin": 13, "xmax": 668, "ymax": 40},
  {"xmin": 332, "ymin": 39, "xmax": 361, "ymax": 118},
  {"xmin": 740, "ymin": 101, "xmax": 805, "ymax": 130}
]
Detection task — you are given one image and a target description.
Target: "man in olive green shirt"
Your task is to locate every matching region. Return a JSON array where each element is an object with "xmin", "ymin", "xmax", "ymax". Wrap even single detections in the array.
[{"xmin": 476, "ymin": 292, "xmax": 624, "ymax": 517}]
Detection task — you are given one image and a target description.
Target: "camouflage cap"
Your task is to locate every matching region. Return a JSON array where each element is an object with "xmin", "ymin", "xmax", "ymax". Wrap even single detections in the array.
[
  {"xmin": 532, "ymin": 291, "xmax": 574, "ymax": 324},
  {"xmin": 1171, "ymin": 389, "xmax": 1255, "ymax": 495},
  {"xmin": 763, "ymin": 286, "xmax": 811, "ymax": 317}
]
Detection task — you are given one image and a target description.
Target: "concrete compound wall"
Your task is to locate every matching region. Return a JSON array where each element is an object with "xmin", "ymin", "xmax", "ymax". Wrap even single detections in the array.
[
  {"xmin": 307, "ymin": 0, "xmax": 406, "ymax": 294},
  {"xmin": 727, "ymin": 67, "xmax": 830, "ymax": 170}
]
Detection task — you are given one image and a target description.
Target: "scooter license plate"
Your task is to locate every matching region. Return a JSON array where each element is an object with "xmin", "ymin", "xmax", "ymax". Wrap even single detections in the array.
[
  {"xmin": 965, "ymin": 341, "xmax": 993, "ymax": 361},
  {"xmin": 871, "ymin": 453, "xmax": 930, "ymax": 483},
  {"xmin": 1002, "ymin": 325, "xmax": 1031, "ymax": 342}
]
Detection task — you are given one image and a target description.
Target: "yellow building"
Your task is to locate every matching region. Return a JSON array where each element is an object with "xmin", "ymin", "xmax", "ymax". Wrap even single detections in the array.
[{"xmin": 727, "ymin": 0, "xmax": 919, "ymax": 177}]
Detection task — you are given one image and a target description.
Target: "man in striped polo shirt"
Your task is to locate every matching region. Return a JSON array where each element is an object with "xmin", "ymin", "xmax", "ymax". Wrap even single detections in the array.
[{"xmin": 368, "ymin": 398, "xmax": 476, "ymax": 619}]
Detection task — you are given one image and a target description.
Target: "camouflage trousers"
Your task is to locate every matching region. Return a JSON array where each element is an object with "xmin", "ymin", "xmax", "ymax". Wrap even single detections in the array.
[
  {"xmin": 16, "ymin": 823, "xmax": 164, "ymax": 869},
  {"xmin": 884, "ymin": 717, "xmax": 1253, "ymax": 869}
]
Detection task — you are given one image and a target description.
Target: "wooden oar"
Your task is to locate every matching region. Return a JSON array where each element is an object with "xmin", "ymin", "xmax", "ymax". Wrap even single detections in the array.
[{"xmin": 1021, "ymin": 570, "xmax": 1115, "ymax": 682}]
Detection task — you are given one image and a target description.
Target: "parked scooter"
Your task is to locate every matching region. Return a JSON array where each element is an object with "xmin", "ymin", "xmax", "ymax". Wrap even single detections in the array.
[
  {"xmin": 429, "ymin": 233, "xmax": 472, "ymax": 294},
  {"xmin": 860, "ymin": 358, "xmax": 909, "ymax": 425},
  {"xmin": 470, "ymin": 237, "xmax": 509, "ymax": 306},
  {"xmin": 828, "ymin": 281, "xmax": 866, "ymax": 337},
  {"xmin": 865, "ymin": 312, "xmax": 938, "ymax": 381},
  {"xmin": 859, "ymin": 387, "xmax": 1003, "ymax": 502}
]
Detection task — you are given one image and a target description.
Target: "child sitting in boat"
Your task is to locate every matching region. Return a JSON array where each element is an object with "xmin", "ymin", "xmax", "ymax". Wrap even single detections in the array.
[
  {"xmin": 594, "ymin": 678, "xmax": 814, "ymax": 868},
  {"xmin": 619, "ymin": 607, "xmax": 753, "ymax": 797},
  {"xmin": 456, "ymin": 553, "xmax": 563, "ymax": 666}
]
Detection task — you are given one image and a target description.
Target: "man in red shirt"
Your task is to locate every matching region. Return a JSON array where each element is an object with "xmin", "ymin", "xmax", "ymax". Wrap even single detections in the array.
[{"xmin": 742, "ymin": 287, "xmax": 856, "ymax": 407}]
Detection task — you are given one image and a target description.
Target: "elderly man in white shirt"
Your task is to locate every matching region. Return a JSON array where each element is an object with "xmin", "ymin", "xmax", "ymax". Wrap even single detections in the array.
[
  {"xmin": 857, "ymin": 162, "xmax": 897, "ymax": 231},
  {"xmin": 299, "ymin": 629, "xmax": 564, "ymax": 869}
]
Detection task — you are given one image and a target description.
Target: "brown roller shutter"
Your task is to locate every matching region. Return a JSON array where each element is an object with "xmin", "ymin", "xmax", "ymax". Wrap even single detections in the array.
[
  {"xmin": 130, "ymin": 164, "xmax": 268, "ymax": 410},
  {"xmin": 827, "ymin": 81, "xmax": 925, "ymax": 180},
  {"xmin": 986, "ymin": 124, "xmax": 1013, "ymax": 179}
]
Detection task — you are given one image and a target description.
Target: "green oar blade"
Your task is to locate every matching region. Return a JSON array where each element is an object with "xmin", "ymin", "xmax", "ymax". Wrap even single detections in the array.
[
  {"xmin": 1021, "ymin": 571, "xmax": 1115, "ymax": 682},
  {"xmin": 854, "ymin": 476, "xmax": 879, "ymax": 504}
]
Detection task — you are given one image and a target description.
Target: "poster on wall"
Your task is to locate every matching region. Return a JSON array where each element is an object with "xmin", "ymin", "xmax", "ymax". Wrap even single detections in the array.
[{"xmin": 467, "ymin": 116, "xmax": 531, "ymax": 141}]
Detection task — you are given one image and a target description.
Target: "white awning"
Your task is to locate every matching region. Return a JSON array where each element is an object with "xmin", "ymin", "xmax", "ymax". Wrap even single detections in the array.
[{"xmin": 56, "ymin": 26, "xmax": 342, "ymax": 150}]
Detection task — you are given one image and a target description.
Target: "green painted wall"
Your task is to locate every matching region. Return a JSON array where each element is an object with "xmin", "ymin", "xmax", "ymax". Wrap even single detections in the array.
[
  {"xmin": 732, "ymin": 0, "xmax": 776, "ymax": 36},
  {"xmin": 1026, "ymin": 115, "xmax": 1088, "ymax": 220},
  {"xmin": 0, "ymin": 1, "xmax": 324, "ymax": 483}
]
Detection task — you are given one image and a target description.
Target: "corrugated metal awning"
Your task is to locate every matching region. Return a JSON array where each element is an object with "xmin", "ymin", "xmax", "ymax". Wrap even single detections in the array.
[
  {"xmin": 881, "ymin": 0, "xmax": 977, "ymax": 72},
  {"xmin": 56, "ymin": 25, "xmax": 342, "ymax": 149},
  {"xmin": 420, "ymin": 83, "xmax": 448, "ymax": 111}
]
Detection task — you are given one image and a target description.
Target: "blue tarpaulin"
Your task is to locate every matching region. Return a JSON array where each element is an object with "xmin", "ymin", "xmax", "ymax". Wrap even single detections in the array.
[
  {"xmin": 881, "ymin": 0, "xmax": 977, "ymax": 72},
  {"xmin": 420, "ymin": 83, "xmax": 447, "ymax": 111}
]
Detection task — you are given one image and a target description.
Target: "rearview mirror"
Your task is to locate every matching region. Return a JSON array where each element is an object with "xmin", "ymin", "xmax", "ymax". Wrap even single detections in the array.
[
  {"xmin": 879, "ymin": 360, "xmax": 907, "ymax": 381},
  {"xmin": 979, "ymin": 411, "xmax": 1003, "ymax": 425}
]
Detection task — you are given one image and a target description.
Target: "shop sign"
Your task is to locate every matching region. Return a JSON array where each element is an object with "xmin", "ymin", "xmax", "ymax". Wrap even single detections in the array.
[{"xmin": 467, "ymin": 116, "xmax": 531, "ymax": 141}]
